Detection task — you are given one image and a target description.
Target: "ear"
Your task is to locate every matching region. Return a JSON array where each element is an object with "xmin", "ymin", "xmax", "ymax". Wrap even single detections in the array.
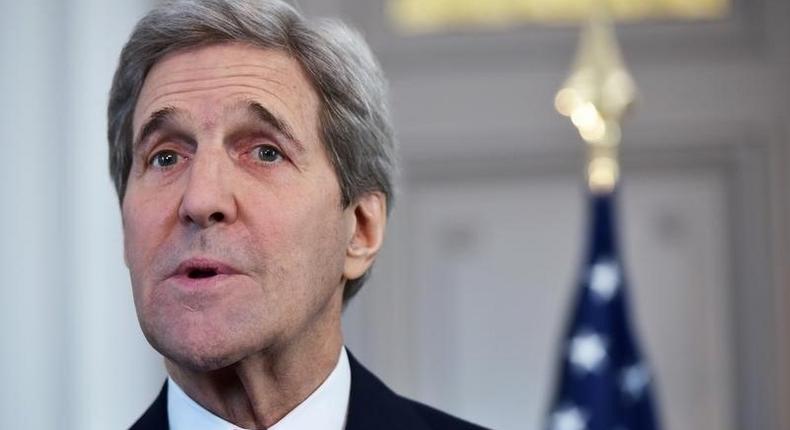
[{"xmin": 343, "ymin": 192, "xmax": 387, "ymax": 281}]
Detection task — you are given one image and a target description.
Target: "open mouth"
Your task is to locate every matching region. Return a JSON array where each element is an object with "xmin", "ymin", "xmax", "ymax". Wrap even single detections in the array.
[
  {"xmin": 187, "ymin": 268, "xmax": 218, "ymax": 279},
  {"xmin": 172, "ymin": 258, "xmax": 238, "ymax": 282}
]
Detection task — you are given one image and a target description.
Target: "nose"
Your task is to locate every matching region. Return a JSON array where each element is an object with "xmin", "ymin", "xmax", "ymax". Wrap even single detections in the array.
[{"xmin": 178, "ymin": 149, "xmax": 238, "ymax": 228}]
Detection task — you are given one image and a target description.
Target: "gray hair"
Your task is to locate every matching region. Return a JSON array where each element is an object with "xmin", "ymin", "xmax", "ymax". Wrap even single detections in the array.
[{"xmin": 108, "ymin": 0, "xmax": 397, "ymax": 303}]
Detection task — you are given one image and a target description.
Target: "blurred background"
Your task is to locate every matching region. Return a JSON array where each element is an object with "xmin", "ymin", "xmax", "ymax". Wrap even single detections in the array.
[{"xmin": 1, "ymin": 0, "xmax": 789, "ymax": 428}]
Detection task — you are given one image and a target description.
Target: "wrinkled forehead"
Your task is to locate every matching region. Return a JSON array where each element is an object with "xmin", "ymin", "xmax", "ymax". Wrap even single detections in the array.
[{"xmin": 132, "ymin": 42, "xmax": 321, "ymax": 144}]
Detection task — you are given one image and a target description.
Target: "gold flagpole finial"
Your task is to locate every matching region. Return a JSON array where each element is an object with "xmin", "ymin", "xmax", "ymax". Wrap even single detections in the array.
[{"xmin": 555, "ymin": 0, "xmax": 638, "ymax": 193}]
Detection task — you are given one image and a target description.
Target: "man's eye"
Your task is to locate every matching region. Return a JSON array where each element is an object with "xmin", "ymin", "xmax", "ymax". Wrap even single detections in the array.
[
  {"xmin": 149, "ymin": 150, "xmax": 180, "ymax": 168},
  {"xmin": 254, "ymin": 145, "xmax": 283, "ymax": 163}
]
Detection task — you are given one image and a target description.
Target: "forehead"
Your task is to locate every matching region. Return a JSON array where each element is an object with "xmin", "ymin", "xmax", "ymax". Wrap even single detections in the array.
[{"xmin": 133, "ymin": 42, "xmax": 320, "ymax": 140}]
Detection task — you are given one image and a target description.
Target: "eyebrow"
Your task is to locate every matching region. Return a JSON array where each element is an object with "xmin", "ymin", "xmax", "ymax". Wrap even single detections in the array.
[
  {"xmin": 245, "ymin": 101, "xmax": 305, "ymax": 154},
  {"xmin": 133, "ymin": 106, "xmax": 180, "ymax": 151},
  {"xmin": 133, "ymin": 102, "xmax": 306, "ymax": 154}
]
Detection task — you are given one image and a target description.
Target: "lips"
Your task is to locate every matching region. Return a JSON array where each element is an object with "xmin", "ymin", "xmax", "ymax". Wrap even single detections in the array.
[{"xmin": 170, "ymin": 257, "xmax": 241, "ymax": 281}]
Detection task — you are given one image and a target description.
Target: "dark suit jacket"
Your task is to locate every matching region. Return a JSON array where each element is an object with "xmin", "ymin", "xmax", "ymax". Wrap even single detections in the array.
[{"xmin": 130, "ymin": 352, "xmax": 488, "ymax": 429}]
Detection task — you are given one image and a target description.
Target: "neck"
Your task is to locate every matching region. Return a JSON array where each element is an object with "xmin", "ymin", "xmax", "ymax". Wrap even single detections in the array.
[{"xmin": 165, "ymin": 294, "xmax": 344, "ymax": 429}]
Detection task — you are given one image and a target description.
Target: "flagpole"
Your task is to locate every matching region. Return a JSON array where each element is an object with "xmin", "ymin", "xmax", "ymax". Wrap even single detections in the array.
[
  {"xmin": 554, "ymin": 0, "xmax": 636, "ymax": 194},
  {"xmin": 545, "ymin": 2, "xmax": 661, "ymax": 429}
]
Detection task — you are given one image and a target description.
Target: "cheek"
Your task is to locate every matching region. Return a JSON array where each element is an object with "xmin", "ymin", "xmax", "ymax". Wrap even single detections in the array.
[
  {"xmin": 246, "ymin": 189, "xmax": 346, "ymax": 271},
  {"xmin": 122, "ymin": 190, "xmax": 179, "ymax": 275}
]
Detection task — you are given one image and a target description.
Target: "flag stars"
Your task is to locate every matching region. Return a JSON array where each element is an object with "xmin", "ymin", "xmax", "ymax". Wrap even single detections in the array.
[
  {"xmin": 569, "ymin": 331, "xmax": 608, "ymax": 373},
  {"xmin": 549, "ymin": 406, "xmax": 587, "ymax": 430},
  {"xmin": 621, "ymin": 363, "xmax": 651, "ymax": 400},
  {"xmin": 588, "ymin": 260, "xmax": 620, "ymax": 301},
  {"xmin": 546, "ymin": 194, "xmax": 659, "ymax": 428}
]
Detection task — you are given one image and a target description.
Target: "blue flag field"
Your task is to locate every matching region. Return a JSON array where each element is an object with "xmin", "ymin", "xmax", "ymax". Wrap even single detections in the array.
[{"xmin": 546, "ymin": 190, "xmax": 661, "ymax": 430}]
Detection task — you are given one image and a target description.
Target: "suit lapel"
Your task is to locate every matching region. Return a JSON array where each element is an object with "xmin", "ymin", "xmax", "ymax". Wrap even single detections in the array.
[
  {"xmin": 345, "ymin": 351, "xmax": 431, "ymax": 430},
  {"xmin": 129, "ymin": 382, "xmax": 168, "ymax": 430}
]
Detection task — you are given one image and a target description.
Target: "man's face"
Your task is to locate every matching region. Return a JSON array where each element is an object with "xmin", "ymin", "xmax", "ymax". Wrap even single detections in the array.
[{"xmin": 123, "ymin": 43, "xmax": 353, "ymax": 370}]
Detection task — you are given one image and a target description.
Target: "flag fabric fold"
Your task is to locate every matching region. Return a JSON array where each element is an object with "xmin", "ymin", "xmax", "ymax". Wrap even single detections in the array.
[{"xmin": 546, "ymin": 190, "xmax": 660, "ymax": 430}]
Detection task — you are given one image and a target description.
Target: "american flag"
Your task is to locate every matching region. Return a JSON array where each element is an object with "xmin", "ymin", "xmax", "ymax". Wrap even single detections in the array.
[{"xmin": 546, "ymin": 190, "xmax": 661, "ymax": 430}]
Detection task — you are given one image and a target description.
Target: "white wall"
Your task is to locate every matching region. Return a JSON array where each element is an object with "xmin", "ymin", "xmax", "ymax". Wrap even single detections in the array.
[{"xmin": 0, "ymin": 1, "xmax": 164, "ymax": 428}]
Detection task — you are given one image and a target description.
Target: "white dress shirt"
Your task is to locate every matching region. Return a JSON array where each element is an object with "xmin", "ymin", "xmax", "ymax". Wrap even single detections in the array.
[{"xmin": 168, "ymin": 347, "xmax": 351, "ymax": 430}]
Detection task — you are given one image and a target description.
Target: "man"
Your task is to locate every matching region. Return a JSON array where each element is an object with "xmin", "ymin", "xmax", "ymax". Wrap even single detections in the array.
[{"xmin": 108, "ymin": 0, "xmax": 487, "ymax": 429}]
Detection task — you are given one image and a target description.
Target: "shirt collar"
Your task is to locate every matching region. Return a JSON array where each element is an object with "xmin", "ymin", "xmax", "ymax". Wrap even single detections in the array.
[{"xmin": 168, "ymin": 347, "xmax": 351, "ymax": 430}]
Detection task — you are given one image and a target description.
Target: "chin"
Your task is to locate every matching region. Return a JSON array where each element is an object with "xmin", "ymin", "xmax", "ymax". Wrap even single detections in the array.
[
  {"xmin": 166, "ymin": 348, "xmax": 243, "ymax": 372},
  {"xmin": 156, "ymin": 335, "xmax": 253, "ymax": 372},
  {"xmin": 142, "ymin": 317, "xmax": 259, "ymax": 372}
]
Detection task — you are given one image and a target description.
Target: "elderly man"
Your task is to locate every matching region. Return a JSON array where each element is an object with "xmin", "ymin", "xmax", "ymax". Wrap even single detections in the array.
[{"xmin": 109, "ymin": 0, "xmax": 486, "ymax": 429}]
